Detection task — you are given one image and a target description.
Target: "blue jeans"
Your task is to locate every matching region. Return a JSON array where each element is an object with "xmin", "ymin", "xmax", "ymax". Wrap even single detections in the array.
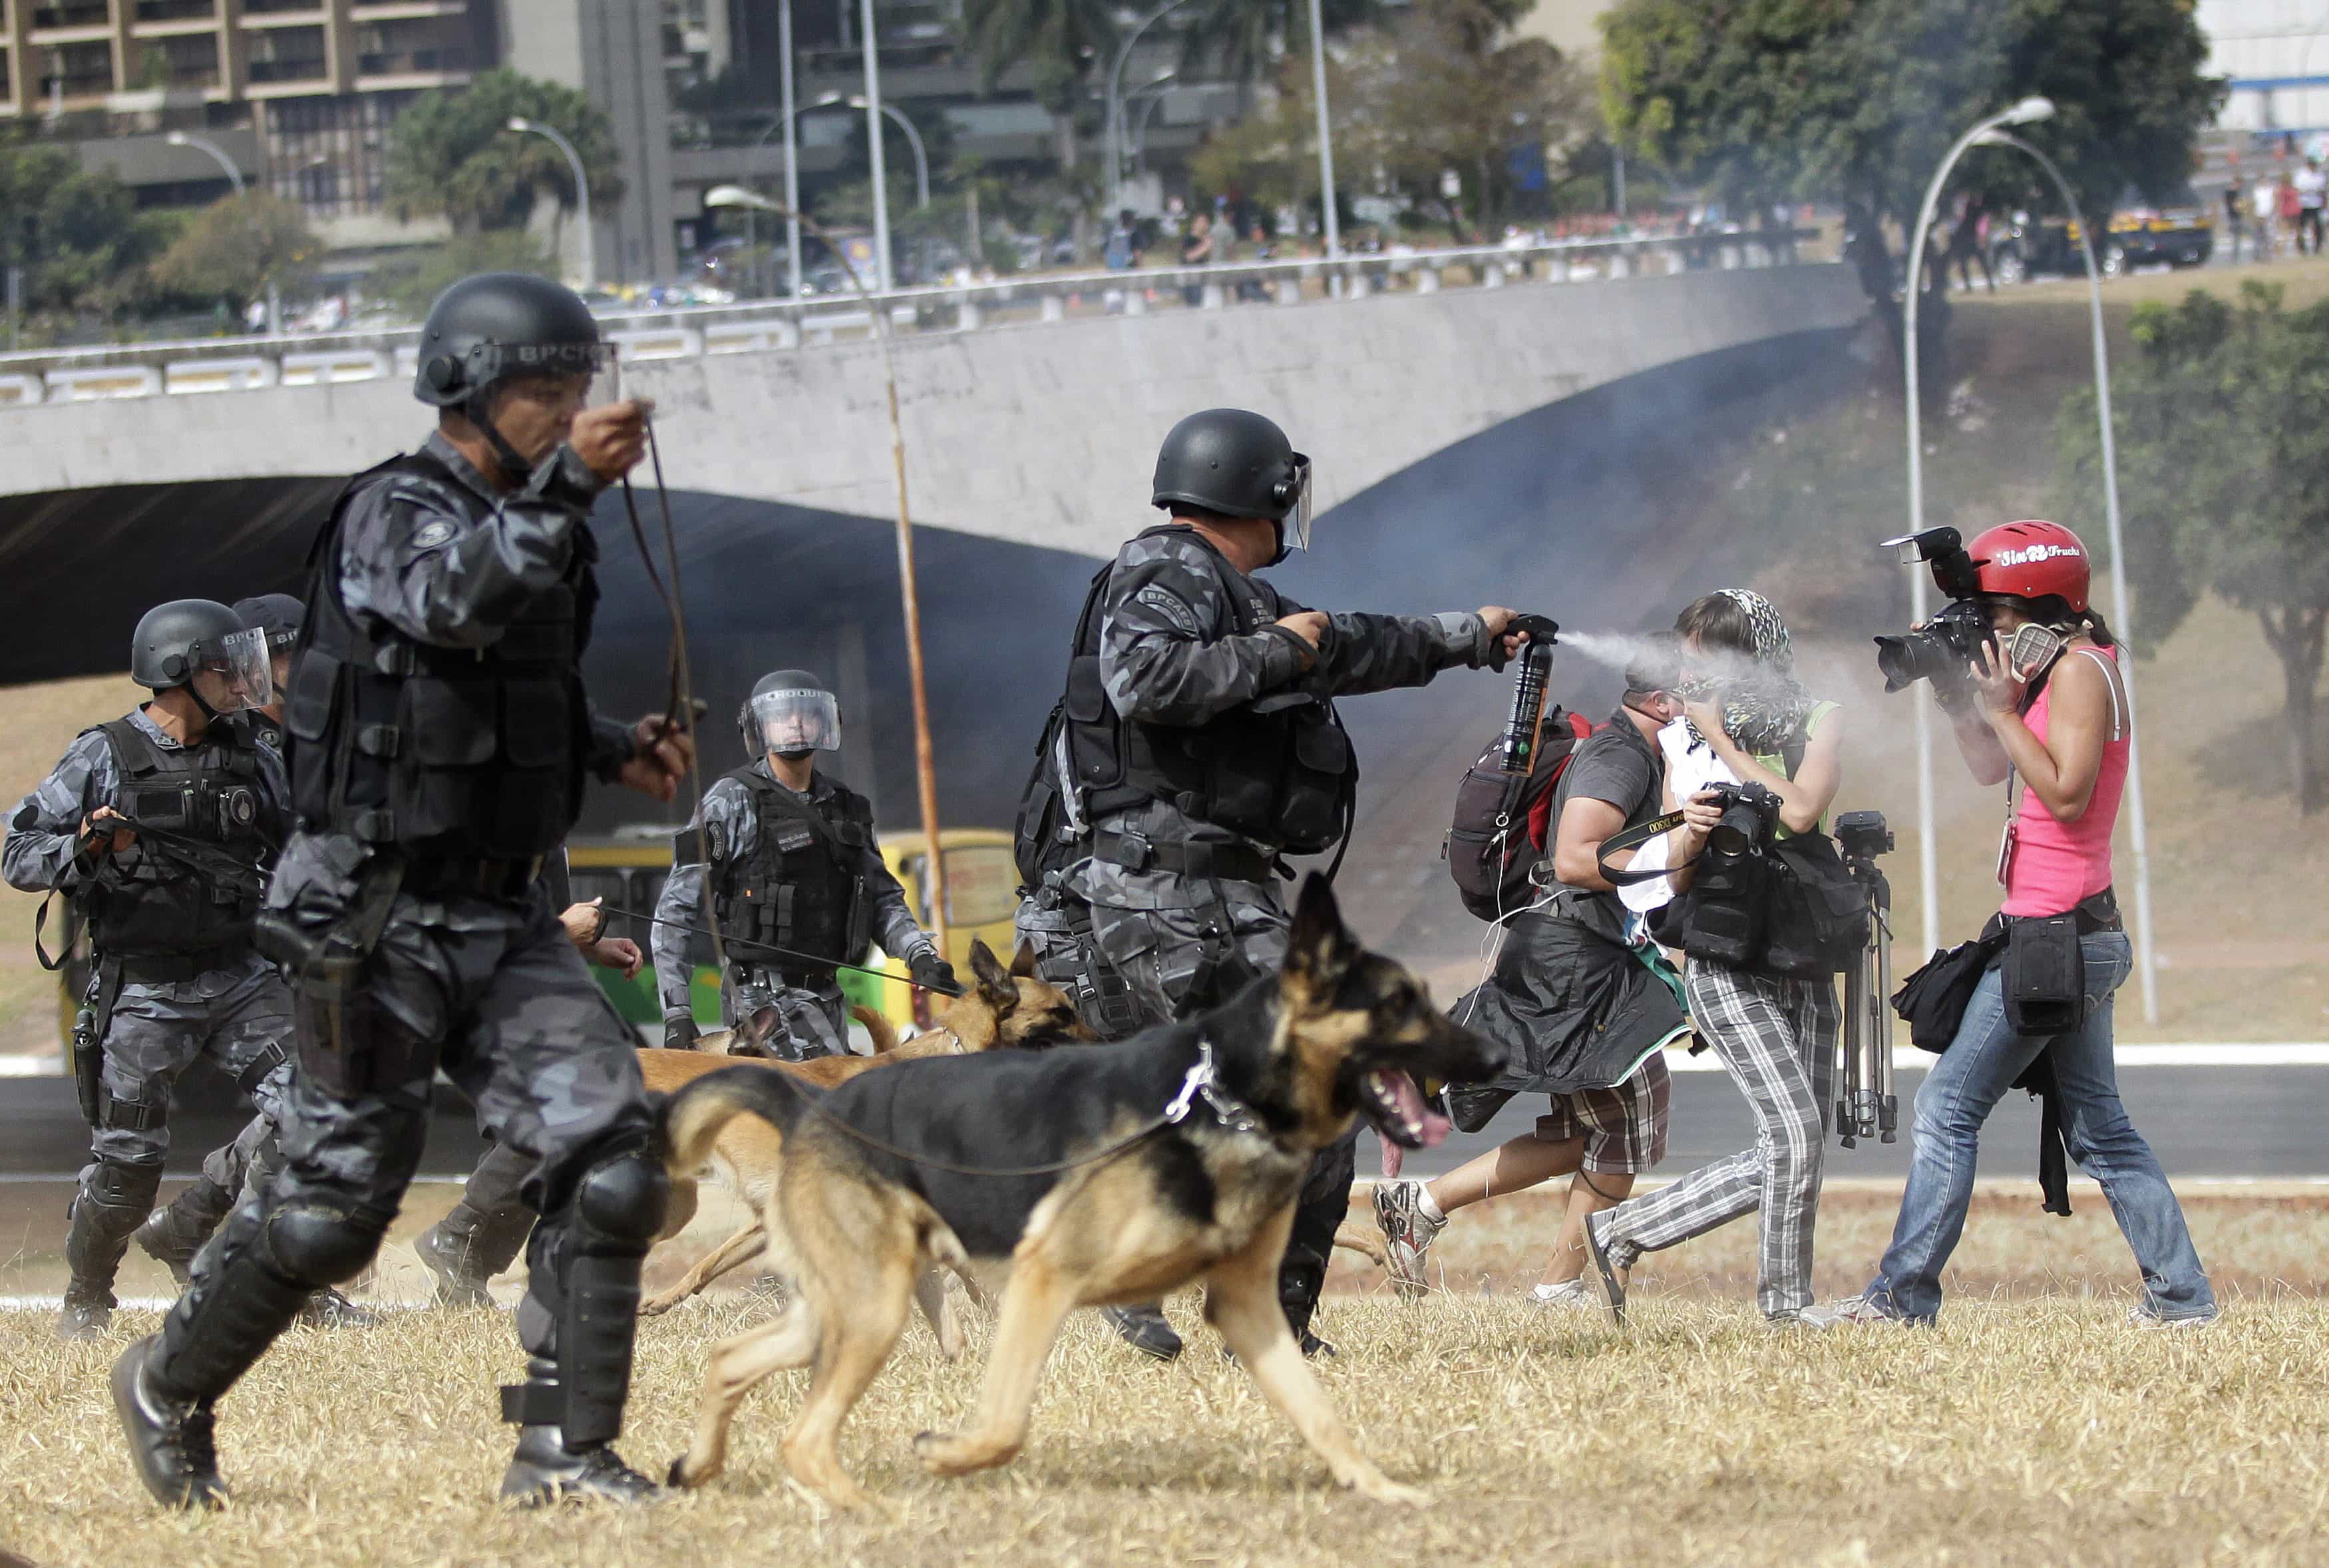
[{"xmin": 1867, "ymin": 929, "xmax": 2215, "ymax": 1324}]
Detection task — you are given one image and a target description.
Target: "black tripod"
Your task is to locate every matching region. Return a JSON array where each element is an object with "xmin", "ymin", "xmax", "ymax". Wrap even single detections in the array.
[{"xmin": 1834, "ymin": 811, "xmax": 1898, "ymax": 1148}]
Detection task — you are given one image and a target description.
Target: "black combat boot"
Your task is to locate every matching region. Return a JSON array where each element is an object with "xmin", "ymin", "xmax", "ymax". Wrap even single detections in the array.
[
  {"xmin": 60, "ymin": 1164, "xmax": 162, "ymax": 1340},
  {"xmin": 112, "ymin": 1335, "xmax": 228, "ymax": 1509},
  {"xmin": 291, "ymin": 1287, "xmax": 380, "ymax": 1328},
  {"xmin": 499, "ymin": 1358, "xmax": 664, "ymax": 1505},
  {"xmin": 134, "ymin": 1177, "xmax": 235, "ymax": 1287},
  {"xmin": 415, "ymin": 1203, "xmax": 534, "ymax": 1308},
  {"xmin": 1102, "ymin": 1303, "xmax": 1184, "ymax": 1360}
]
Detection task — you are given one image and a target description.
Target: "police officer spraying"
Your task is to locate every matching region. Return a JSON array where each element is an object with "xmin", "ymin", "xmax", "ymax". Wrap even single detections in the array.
[
  {"xmin": 5, "ymin": 602, "xmax": 301, "ymax": 1341},
  {"xmin": 110, "ymin": 271, "xmax": 694, "ymax": 1508},
  {"xmin": 1018, "ymin": 408, "xmax": 1527, "ymax": 1359},
  {"xmin": 654, "ymin": 669, "xmax": 954, "ymax": 1059}
]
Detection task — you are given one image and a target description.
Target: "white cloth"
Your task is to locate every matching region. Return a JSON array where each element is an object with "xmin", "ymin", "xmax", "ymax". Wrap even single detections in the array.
[
  {"xmin": 2298, "ymin": 168, "xmax": 2326, "ymax": 209},
  {"xmin": 1618, "ymin": 721, "xmax": 1742, "ymax": 915},
  {"xmin": 2255, "ymin": 183, "xmax": 2280, "ymax": 221}
]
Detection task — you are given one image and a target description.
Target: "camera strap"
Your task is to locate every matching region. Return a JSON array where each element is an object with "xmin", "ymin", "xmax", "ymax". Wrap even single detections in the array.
[{"xmin": 1594, "ymin": 810, "xmax": 1698, "ymax": 887}]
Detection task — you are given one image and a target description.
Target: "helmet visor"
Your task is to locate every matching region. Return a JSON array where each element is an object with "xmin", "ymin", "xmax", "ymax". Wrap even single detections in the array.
[
  {"xmin": 191, "ymin": 627, "xmax": 275, "ymax": 714},
  {"xmin": 1282, "ymin": 453, "xmax": 1314, "ymax": 555},
  {"xmin": 750, "ymin": 687, "xmax": 841, "ymax": 754}
]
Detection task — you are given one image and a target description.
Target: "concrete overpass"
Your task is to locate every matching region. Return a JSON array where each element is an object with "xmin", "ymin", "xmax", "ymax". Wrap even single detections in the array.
[{"xmin": 0, "ymin": 245, "xmax": 1868, "ymax": 964}]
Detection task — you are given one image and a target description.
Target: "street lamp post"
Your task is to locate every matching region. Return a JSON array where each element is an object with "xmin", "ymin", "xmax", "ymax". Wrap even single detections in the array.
[
  {"xmin": 850, "ymin": 96, "xmax": 928, "ymax": 208},
  {"xmin": 1106, "ymin": 0, "xmax": 1191, "ymax": 217},
  {"xmin": 857, "ymin": 0, "xmax": 893, "ymax": 292},
  {"xmin": 1982, "ymin": 126, "xmax": 2162, "ymax": 1023},
  {"xmin": 703, "ymin": 184, "xmax": 946, "ymax": 953},
  {"xmin": 780, "ymin": 0, "xmax": 802, "ymax": 301},
  {"xmin": 165, "ymin": 131, "xmax": 277, "ymax": 331},
  {"xmin": 1126, "ymin": 73, "xmax": 1178, "ymax": 176},
  {"xmin": 506, "ymin": 116, "xmax": 594, "ymax": 292},
  {"xmin": 749, "ymin": 92, "xmax": 832, "ymax": 299},
  {"xmin": 1900, "ymin": 96, "xmax": 2055, "ymax": 970},
  {"xmin": 1306, "ymin": 0, "xmax": 1341, "ymax": 261}
]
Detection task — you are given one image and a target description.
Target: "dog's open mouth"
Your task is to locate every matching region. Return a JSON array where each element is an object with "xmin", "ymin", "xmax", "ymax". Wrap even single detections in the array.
[{"xmin": 1358, "ymin": 1069, "xmax": 1451, "ymax": 1150}]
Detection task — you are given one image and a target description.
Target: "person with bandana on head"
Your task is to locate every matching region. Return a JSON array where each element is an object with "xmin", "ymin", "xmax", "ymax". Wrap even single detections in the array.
[{"xmin": 1578, "ymin": 589, "xmax": 1849, "ymax": 1331}]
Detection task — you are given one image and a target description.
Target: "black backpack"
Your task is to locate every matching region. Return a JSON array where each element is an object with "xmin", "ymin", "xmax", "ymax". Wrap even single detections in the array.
[{"xmin": 1444, "ymin": 708, "xmax": 1595, "ymax": 921}]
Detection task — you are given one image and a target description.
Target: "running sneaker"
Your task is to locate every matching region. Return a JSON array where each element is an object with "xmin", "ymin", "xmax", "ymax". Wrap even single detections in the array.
[
  {"xmin": 1526, "ymin": 1279, "xmax": 1598, "ymax": 1312},
  {"xmin": 1371, "ymin": 1180, "xmax": 1445, "ymax": 1301},
  {"xmin": 1798, "ymin": 1295, "xmax": 1916, "ymax": 1329},
  {"xmin": 2127, "ymin": 1306, "xmax": 2219, "ymax": 1333}
]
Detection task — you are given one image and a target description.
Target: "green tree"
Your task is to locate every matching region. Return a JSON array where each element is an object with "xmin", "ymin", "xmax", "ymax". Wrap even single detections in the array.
[
  {"xmin": 1179, "ymin": 0, "xmax": 1376, "ymax": 83},
  {"xmin": 2054, "ymin": 284, "xmax": 2329, "ymax": 812},
  {"xmin": 960, "ymin": 0, "xmax": 1115, "ymax": 187},
  {"xmin": 150, "ymin": 191, "xmax": 319, "ymax": 315},
  {"xmin": 0, "ymin": 132, "xmax": 172, "ymax": 335},
  {"xmin": 383, "ymin": 68, "xmax": 624, "ymax": 234},
  {"xmin": 1600, "ymin": 0, "xmax": 2223, "ymax": 333}
]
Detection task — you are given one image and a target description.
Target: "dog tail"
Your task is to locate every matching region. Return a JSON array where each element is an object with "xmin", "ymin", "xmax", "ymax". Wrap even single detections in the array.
[
  {"xmin": 661, "ymin": 1064, "xmax": 812, "ymax": 1176},
  {"xmin": 853, "ymin": 1004, "xmax": 901, "ymax": 1054}
]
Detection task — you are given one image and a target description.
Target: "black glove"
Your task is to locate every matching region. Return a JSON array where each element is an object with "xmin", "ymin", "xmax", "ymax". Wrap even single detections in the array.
[
  {"xmin": 663, "ymin": 1012, "xmax": 700, "ymax": 1051},
  {"xmin": 909, "ymin": 951, "xmax": 959, "ymax": 995}
]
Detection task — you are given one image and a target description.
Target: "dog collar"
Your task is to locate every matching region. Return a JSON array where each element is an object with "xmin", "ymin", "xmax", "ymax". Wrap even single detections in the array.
[{"xmin": 1164, "ymin": 1039, "xmax": 1263, "ymax": 1136}]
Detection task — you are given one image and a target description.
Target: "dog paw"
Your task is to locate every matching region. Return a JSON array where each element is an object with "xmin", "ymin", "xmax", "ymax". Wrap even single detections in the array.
[
  {"xmin": 1353, "ymin": 1478, "xmax": 1428, "ymax": 1507},
  {"xmin": 667, "ymin": 1455, "xmax": 715, "ymax": 1490}
]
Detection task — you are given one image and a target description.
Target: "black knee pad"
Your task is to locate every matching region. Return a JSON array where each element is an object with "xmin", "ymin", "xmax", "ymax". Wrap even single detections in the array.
[
  {"xmin": 87, "ymin": 1158, "xmax": 166, "ymax": 1214},
  {"xmin": 572, "ymin": 1149, "xmax": 669, "ymax": 1250},
  {"xmin": 260, "ymin": 1203, "xmax": 388, "ymax": 1288}
]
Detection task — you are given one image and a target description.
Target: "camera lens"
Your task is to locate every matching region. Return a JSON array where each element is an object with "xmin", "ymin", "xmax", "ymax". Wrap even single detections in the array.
[{"xmin": 1873, "ymin": 631, "xmax": 1942, "ymax": 694}]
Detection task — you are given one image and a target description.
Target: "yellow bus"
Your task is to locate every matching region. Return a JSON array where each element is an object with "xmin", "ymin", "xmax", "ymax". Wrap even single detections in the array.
[{"xmin": 564, "ymin": 825, "xmax": 1021, "ymax": 1036}]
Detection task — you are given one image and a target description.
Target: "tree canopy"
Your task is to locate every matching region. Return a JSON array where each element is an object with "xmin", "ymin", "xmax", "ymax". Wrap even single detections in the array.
[
  {"xmin": 1600, "ymin": 0, "xmax": 2224, "ymax": 307},
  {"xmin": 2053, "ymin": 284, "xmax": 2329, "ymax": 813},
  {"xmin": 150, "ymin": 191, "xmax": 319, "ymax": 313},
  {"xmin": 383, "ymin": 68, "xmax": 625, "ymax": 234},
  {"xmin": 0, "ymin": 132, "xmax": 177, "ymax": 334}
]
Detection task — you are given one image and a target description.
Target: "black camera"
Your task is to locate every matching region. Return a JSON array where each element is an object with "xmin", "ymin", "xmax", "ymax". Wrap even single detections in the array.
[
  {"xmin": 1873, "ymin": 527, "xmax": 1992, "ymax": 693},
  {"xmin": 1702, "ymin": 780, "xmax": 1781, "ymax": 860},
  {"xmin": 1835, "ymin": 809, "xmax": 1894, "ymax": 863},
  {"xmin": 216, "ymin": 785, "xmax": 260, "ymax": 834}
]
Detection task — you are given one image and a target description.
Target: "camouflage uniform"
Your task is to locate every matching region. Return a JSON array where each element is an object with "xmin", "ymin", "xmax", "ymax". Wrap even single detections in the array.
[
  {"xmin": 3, "ymin": 709, "xmax": 295, "ymax": 1325},
  {"xmin": 139, "ymin": 432, "xmax": 665, "ymax": 1464},
  {"xmin": 652, "ymin": 765, "xmax": 934, "ymax": 1060},
  {"xmin": 1054, "ymin": 526, "xmax": 1499, "ymax": 1339}
]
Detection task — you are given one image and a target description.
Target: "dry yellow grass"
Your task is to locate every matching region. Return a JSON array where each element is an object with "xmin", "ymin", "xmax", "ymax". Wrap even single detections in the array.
[{"xmin": 5, "ymin": 1185, "xmax": 2326, "ymax": 1568}]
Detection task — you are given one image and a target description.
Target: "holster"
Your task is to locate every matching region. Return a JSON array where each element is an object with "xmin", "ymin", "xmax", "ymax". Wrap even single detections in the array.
[
  {"xmin": 258, "ymin": 859, "xmax": 409, "ymax": 1097},
  {"xmin": 2002, "ymin": 913, "xmax": 2086, "ymax": 1038},
  {"xmin": 70, "ymin": 957, "xmax": 121, "ymax": 1126},
  {"xmin": 1059, "ymin": 897, "xmax": 1148, "ymax": 1040}
]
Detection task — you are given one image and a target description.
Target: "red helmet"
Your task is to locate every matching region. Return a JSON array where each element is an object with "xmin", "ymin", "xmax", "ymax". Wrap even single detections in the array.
[{"xmin": 1966, "ymin": 520, "xmax": 2091, "ymax": 615}]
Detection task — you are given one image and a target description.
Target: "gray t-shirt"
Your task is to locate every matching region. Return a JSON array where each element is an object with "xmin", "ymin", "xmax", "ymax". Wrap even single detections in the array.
[{"xmin": 1544, "ymin": 708, "xmax": 1664, "ymax": 944}]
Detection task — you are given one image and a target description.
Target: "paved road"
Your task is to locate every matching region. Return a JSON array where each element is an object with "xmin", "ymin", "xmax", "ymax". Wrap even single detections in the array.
[{"xmin": 0, "ymin": 1059, "xmax": 2318, "ymax": 1183}]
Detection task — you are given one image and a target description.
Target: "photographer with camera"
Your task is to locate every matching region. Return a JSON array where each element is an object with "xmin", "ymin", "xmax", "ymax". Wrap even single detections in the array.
[
  {"xmin": 1580, "ymin": 590, "xmax": 1849, "ymax": 1331},
  {"xmin": 1811, "ymin": 521, "xmax": 2216, "ymax": 1330}
]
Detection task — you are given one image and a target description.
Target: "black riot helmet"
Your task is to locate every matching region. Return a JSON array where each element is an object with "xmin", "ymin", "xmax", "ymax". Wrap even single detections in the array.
[
  {"xmin": 129, "ymin": 599, "xmax": 273, "ymax": 716},
  {"xmin": 739, "ymin": 669, "xmax": 841, "ymax": 760},
  {"xmin": 232, "ymin": 593, "xmax": 305, "ymax": 652},
  {"xmin": 1150, "ymin": 408, "xmax": 1314, "ymax": 564},
  {"xmin": 412, "ymin": 271, "xmax": 612, "ymax": 480}
]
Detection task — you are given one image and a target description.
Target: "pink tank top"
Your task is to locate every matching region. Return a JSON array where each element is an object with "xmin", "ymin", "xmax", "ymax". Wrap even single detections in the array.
[{"xmin": 2000, "ymin": 646, "xmax": 2127, "ymax": 917}]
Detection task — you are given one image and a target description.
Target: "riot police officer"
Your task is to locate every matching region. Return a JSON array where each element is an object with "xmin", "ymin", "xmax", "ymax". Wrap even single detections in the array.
[
  {"xmin": 110, "ymin": 271, "xmax": 691, "ymax": 1509},
  {"xmin": 1016, "ymin": 407, "xmax": 1525, "ymax": 1360},
  {"xmin": 129, "ymin": 590, "xmax": 317, "ymax": 1285},
  {"xmin": 4, "ymin": 601, "xmax": 299, "ymax": 1342},
  {"xmin": 229, "ymin": 593, "xmax": 303, "ymax": 754},
  {"xmin": 651, "ymin": 669, "xmax": 954, "ymax": 1060}
]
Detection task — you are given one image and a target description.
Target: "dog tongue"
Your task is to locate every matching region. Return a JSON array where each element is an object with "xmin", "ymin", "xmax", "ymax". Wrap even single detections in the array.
[{"xmin": 1388, "ymin": 1072, "xmax": 1451, "ymax": 1150}]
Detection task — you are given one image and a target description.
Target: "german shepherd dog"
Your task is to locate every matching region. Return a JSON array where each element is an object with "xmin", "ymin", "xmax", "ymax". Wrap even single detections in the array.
[
  {"xmin": 641, "ymin": 940, "xmax": 1095, "ymax": 1323},
  {"xmin": 659, "ymin": 875, "xmax": 1505, "ymax": 1509}
]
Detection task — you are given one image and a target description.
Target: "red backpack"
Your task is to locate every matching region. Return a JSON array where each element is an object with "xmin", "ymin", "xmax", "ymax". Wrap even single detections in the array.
[{"xmin": 1444, "ymin": 708, "xmax": 1596, "ymax": 922}]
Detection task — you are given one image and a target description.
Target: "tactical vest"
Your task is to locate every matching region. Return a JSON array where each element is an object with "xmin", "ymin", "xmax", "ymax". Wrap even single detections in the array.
[
  {"xmin": 283, "ymin": 448, "xmax": 598, "ymax": 862},
  {"xmin": 1054, "ymin": 526, "xmax": 1354, "ymax": 854},
  {"xmin": 709, "ymin": 768, "xmax": 874, "ymax": 972},
  {"xmin": 80, "ymin": 718, "xmax": 268, "ymax": 958}
]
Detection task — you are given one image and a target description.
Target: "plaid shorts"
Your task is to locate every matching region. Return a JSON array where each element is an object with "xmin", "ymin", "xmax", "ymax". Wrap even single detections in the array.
[{"xmin": 1532, "ymin": 1054, "xmax": 1672, "ymax": 1174}]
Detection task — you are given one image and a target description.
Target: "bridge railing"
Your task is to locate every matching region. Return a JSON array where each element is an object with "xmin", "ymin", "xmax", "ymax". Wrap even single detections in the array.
[{"xmin": 0, "ymin": 229, "xmax": 1825, "ymax": 408}]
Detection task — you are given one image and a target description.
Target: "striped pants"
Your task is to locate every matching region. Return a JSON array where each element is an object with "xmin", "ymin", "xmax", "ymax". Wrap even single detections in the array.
[{"xmin": 1596, "ymin": 961, "xmax": 1839, "ymax": 1319}]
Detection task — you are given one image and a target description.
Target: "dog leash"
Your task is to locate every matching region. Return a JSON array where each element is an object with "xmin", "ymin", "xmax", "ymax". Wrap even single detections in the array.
[
  {"xmin": 589, "ymin": 899, "xmax": 965, "ymax": 997},
  {"xmin": 702, "ymin": 1038, "xmax": 1264, "ymax": 1179}
]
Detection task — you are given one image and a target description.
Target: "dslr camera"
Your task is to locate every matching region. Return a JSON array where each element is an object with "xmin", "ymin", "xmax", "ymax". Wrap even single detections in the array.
[
  {"xmin": 1872, "ymin": 528, "xmax": 1990, "ymax": 693},
  {"xmin": 1702, "ymin": 780, "xmax": 1781, "ymax": 859}
]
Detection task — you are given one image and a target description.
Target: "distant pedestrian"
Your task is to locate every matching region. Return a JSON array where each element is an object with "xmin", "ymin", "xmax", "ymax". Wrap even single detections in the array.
[
  {"xmin": 2296, "ymin": 158, "xmax": 2326, "ymax": 254},
  {"xmin": 1178, "ymin": 212, "xmax": 1214, "ymax": 307},
  {"xmin": 2225, "ymin": 178, "xmax": 2248, "ymax": 263},
  {"xmin": 2253, "ymin": 176, "xmax": 2280, "ymax": 259},
  {"xmin": 2278, "ymin": 173, "xmax": 2303, "ymax": 255}
]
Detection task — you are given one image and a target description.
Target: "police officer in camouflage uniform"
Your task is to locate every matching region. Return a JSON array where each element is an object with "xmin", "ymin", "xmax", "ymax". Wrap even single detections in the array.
[
  {"xmin": 111, "ymin": 271, "xmax": 693, "ymax": 1509},
  {"xmin": 1016, "ymin": 408, "xmax": 1526, "ymax": 1360},
  {"xmin": 5, "ymin": 601, "xmax": 302, "ymax": 1342},
  {"xmin": 127, "ymin": 591, "xmax": 321, "ymax": 1285},
  {"xmin": 653, "ymin": 669, "xmax": 954, "ymax": 1060}
]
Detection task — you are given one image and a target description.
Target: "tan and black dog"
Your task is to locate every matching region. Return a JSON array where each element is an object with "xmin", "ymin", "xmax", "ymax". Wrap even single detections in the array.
[
  {"xmin": 639, "ymin": 939, "xmax": 1094, "ymax": 1324},
  {"xmin": 659, "ymin": 874, "xmax": 1505, "ymax": 1509}
]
